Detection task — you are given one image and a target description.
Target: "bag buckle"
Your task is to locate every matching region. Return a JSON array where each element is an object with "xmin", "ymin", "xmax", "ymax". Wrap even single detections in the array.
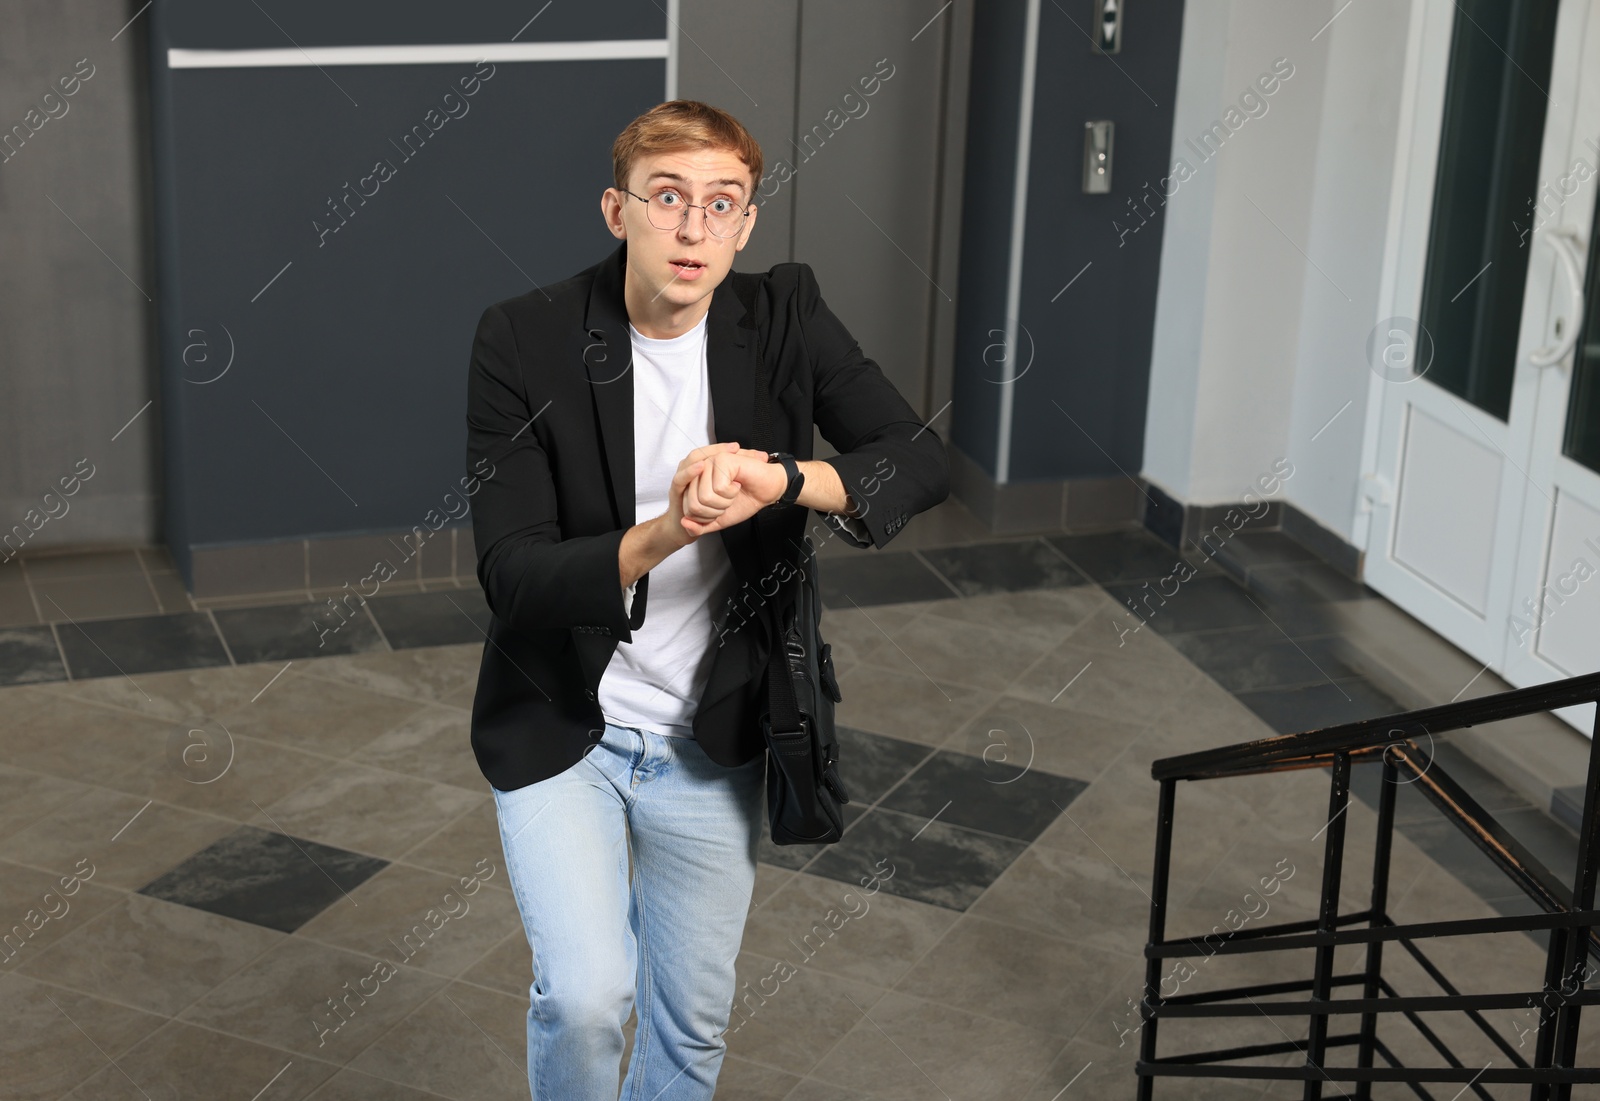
[{"xmin": 761, "ymin": 711, "xmax": 811, "ymax": 743}]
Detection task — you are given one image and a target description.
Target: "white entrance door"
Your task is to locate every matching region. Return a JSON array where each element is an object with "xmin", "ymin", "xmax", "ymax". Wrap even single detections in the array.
[
  {"xmin": 1364, "ymin": 0, "xmax": 1600, "ymax": 734},
  {"xmin": 1502, "ymin": 0, "xmax": 1600, "ymax": 734}
]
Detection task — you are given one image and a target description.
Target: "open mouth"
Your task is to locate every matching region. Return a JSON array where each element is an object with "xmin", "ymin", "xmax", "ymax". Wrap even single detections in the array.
[{"xmin": 670, "ymin": 259, "xmax": 706, "ymax": 277}]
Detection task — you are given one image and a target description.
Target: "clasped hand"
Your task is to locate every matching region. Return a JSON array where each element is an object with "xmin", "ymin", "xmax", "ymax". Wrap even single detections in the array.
[{"xmin": 667, "ymin": 441, "xmax": 788, "ymax": 541}]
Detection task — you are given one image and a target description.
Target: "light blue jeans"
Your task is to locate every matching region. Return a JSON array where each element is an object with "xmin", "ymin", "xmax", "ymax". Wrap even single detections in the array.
[{"xmin": 491, "ymin": 721, "xmax": 766, "ymax": 1100}]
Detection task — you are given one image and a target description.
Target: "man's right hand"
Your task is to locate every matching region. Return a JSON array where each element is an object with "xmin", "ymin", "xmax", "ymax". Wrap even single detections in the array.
[{"xmin": 662, "ymin": 442, "xmax": 769, "ymax": 546}]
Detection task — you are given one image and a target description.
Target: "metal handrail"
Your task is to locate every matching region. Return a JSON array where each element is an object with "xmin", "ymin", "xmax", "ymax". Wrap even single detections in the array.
[
  {"xmin": 1151, "ymin": 669, "xmax": 1600, "ymax": 782},
  {"xmin": 1136, "ymin": 671, "xmax": 1600, "ymax": 1101}
]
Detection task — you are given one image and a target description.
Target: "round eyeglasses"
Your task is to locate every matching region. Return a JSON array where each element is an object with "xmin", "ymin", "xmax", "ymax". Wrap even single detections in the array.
[{"xmin": 622, "ymin": 188, "xmax": 752, "ymax": 238}]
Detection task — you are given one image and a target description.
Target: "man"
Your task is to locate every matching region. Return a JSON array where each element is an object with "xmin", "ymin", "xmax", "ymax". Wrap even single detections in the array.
[{"xmin": 464, "ymin": 99, "xmax": 949, "ymax": 1100}]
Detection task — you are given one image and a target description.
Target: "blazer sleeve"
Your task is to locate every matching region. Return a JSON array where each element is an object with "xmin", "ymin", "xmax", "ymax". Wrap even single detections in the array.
[
  {"xmin": 466, "ymin": 302, "xmax": 648, "ymax": 640},
  {"xmin": 794, "ymin": 263, "xmax": 951, "ymax": 549}
]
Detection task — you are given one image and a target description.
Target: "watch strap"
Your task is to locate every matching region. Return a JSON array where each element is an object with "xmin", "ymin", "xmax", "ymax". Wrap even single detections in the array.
[{"xmin": 766, "ymin": 451, "xmax": 804, "ymax": 507}]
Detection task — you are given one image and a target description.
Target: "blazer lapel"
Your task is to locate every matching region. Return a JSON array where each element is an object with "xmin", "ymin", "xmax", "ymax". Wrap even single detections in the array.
[{"xmin": 581, "ymin": 242, "xmax": 637, "ymax": 530}]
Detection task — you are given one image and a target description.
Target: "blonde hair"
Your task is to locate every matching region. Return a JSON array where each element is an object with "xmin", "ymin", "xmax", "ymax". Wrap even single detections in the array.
[{"xmin": 612, "ymin": 100, "xmax": 764, "ymax": 198}]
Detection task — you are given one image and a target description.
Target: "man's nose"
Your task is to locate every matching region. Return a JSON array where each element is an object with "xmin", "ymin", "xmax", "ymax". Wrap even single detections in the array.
[{"xmin": 677, "ymin": 207, "xmax": 708, "ymax": 241}]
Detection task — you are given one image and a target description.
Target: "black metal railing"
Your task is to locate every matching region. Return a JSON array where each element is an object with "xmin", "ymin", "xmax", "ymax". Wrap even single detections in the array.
[{"xmin": 1138, "ymin": 670, "xmax": 1600, "ymax": 1100}]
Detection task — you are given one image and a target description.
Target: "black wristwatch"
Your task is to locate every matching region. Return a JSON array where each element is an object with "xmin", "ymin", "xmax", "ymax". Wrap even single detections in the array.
[{"xmin": 765, "ymin": 450, "xmax": 805, "ymax": 508}]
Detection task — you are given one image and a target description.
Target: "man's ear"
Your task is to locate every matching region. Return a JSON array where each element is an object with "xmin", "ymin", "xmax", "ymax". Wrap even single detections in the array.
[
  {"xmin": 601, "ymin": 188, "xmax": 626, "ymax": 240},
  {"xmin": 734, "ymin": 203, "xmax": 757, "ymax": 251}
]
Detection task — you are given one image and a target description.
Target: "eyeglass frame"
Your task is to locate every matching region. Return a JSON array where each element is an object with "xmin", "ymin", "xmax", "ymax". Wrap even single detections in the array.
[{"xmin": 620, "ymin": 187, "xmax": 754, "ymax": 237}]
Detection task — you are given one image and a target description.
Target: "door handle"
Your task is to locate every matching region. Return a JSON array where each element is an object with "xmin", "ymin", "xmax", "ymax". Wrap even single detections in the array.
[{"xmin": 1530, "ymin": 226, "xmax": 1588, "ymax": 368}]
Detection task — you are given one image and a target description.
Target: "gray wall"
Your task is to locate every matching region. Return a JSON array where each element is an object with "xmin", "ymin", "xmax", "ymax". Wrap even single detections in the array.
[
  {"xmin": 1, "ymin": 0, "xmax": 969, "ymax": 581},
  {"xmin": 951, "ymin": 0, "xmax": 1187, "ymax": 488},
  {"xmin": 0, "ymin": 0, "xmax": 160, "ymax": 551},
  {"xmin": 148, "ymin": 0, "xmax": 666, "ymax": 584},
  {"xmin": 678, "ymin": 0, "xmax": 972, "ymax": 420}
]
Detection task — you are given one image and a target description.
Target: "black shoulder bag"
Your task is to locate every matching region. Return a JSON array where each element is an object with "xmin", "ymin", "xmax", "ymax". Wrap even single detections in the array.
[{"xmin": 750, "ymin": 352, "xmax": 852, "ymax": 845}]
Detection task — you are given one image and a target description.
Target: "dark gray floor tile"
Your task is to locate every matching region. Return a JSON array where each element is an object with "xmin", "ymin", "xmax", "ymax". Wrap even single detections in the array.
[
  {"xmin": 1427, "ymin": 740, "xmax": 1539, "ymax": 816},
  {"xmin": 877, "ymin": 749, "xmax": 1088, "ymax": 844},
  {"xmin": 1494, "ymin": 807, "xmax": 1581, "ymax": 885},
  {"xmin": 1111, "ymin": 575, "xmax": 1350, "ymax": 640},
  {"xmin": 139, "ymin": 824, "xmax": 388, "ymax": 933},
  {"xmin": 1249, "ymin": 560, "xmax": 1376, "ymax": 605},
  {"xmin": 213, "ymin": 602, "xmax": 386, "ymax": 663},
  {"xmin": 817, "ymin": 551, "xmax": 956, "ymax": 609},
  {"xmin": 1234, "ymin": 678, "xmax": 1408, "ymax": 735},
  {"xmin": 365, "ymin": 588, "xmax": 490, "ymax": 649},
  {"xmin": 1104, "ymin": 575, "xmax": 1272, "ymax": 635},
  {"xmin": 835, "ymin": 725, "xmax": 935, "ymax": 806},
  {"xmin": 804, "ymin": 806, "xmax": 1028, "ymax": 911},
  {"xmin": 1206, "ymin": 530, "xmax": 1320, "ymax": 575},
  {"xmin": 1397, "ymin": 818, "xmax": 1545, "ymax": 908},
  {"xmin": 1046, "ymin": 527, "xmax": 1217, "ymax": 585},
  {"xmin": 55, "ymin": 612, "xmax": 230, "ymax": 679},
  {"xmin": 1167, "ymin": 628, "xmax": 1374, "ymax": 692},
  {"xmin": 0, "ymin": 626, "xmax": 66, "ymax": 686},
  {"xmin": 1249, "ymin": 597, "xmax": 1349, "ymax": 639},
  {"xmin": 916, "ymin": 538, "xmax": 1087, "ymax": 596}
]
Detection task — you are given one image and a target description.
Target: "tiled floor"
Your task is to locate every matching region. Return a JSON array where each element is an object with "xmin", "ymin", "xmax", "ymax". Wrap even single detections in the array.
[
  {"xmin": 0, "ymin": 544, "xmax": 490, "ymax": 687},
  {"xmin": 0, "ymin": 523, "xmax": 1593, "ymax": 1099}
]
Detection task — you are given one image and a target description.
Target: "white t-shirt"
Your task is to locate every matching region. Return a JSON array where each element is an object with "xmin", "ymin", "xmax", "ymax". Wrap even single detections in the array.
[{"xmin": 599, "ymin": 314, "xmax": 740, "ymax": 738}]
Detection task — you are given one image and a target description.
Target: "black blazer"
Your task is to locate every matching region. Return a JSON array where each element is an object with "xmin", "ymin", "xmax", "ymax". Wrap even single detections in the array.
[{"xmin": 464, "ymin": 240, "xmax": 951, "ymax": 793}]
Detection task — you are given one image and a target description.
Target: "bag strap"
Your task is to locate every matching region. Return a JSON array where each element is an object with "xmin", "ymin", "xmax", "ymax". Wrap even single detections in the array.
[{"xmin": 750, "ymin": 349, "xmax": 805, "ymax": 736}]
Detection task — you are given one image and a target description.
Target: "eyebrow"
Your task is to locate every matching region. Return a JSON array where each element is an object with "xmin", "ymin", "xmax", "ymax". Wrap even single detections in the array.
[{"xmin": 644, "ymin": 171, "xmax": 749, "ymax": 200}]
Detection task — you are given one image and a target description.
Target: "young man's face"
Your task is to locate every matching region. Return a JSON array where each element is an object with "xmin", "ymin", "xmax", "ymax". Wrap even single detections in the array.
[{"xmin": 603, "ymin": 146, "xmax": 757, "ymax": 319}]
